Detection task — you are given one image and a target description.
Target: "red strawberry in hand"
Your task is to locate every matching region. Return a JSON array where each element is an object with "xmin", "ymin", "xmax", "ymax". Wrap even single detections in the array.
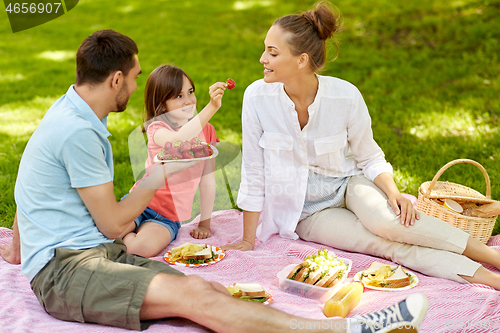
[{"xmin": 226, "ymin": 78, "xmax": 235, "ymax": 90}]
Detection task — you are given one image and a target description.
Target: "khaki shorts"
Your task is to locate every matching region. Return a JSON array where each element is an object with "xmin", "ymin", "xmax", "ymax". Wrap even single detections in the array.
[{"xmin": 30, "ymin": 239, "xmax": 183, "ymax": 331}]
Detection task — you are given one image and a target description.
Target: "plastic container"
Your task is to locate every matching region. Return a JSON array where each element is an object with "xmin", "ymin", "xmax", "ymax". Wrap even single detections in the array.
[
  {"xmin": 324, "ymin": 282, "xmax": 364, "ymax": 318},
  {"xmin": 277, "ymin": 259, "xmax": 352, "ymax": 302}
]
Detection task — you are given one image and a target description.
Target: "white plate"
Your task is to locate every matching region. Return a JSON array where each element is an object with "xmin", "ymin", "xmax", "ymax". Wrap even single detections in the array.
[
  {"xmin": 164, "ymin": 245, "xmax": 225, "ymax": 267},
  {"xmin": 353, "ymin": 269, "xmax": 419, "ymax": 291},
  {"xmin": 154, "ymin": 144, "xmax": 218, "ymax": 163}
]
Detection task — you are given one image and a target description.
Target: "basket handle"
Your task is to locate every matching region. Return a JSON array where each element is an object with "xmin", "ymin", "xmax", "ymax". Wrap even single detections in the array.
[{"xmin": 423, "ymin": 159, "xmax": 491, "ymax": 199}]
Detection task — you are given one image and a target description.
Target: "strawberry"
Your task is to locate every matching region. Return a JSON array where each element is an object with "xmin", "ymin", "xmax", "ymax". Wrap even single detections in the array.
[
  {"xmin": 171, "ymin": 152, "xmax": 183, "ymax": 160},
  {"xmin": 171, "ymin": 139, "xmax": 183, "ymax": 148},
  {"xmin": 165, "ymin": 147, "xmax": 180, "ymax": 155},
  {"xmin": 191, "ymin": 142, "xmax": 204, "ymax": 151},
  {"xmin": 163, "ymin": 154, "xmax": 173, "ymax": 160},
  {"xmin": 180, "ymin": 141, "xmax": 192, "ymax": 152},
  {"xmin": 164, "ymin": 142, "xmax": 173, "ymax": 149},
  {"xmin": 182, "ymin": 150, "xmax": 195, "ymax": 159},
  {"xmin": 194, "ymin": 151, "xmax": 206, "ymax": 158},
  {"xmin": 203, "ymin": 145, "xmax": 213, "ymax": 156},
  {"xmin": 226, "ymin": 78, "xmax": 235, "ymax": 90},
  {"xmin": 190, "ymin": 137, "xmax": 202, "ymax": 145}
]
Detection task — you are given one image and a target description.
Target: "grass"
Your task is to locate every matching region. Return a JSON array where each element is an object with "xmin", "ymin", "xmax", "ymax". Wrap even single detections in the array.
[{"xmin": 0, "ymin": 0, "xmax": 499, "ymax": 233}]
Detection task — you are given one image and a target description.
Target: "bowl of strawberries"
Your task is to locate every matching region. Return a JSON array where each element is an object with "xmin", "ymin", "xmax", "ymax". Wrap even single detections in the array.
[{"xmin": 154, "ymin": 137, "xmax": 218, "ymax": 163}]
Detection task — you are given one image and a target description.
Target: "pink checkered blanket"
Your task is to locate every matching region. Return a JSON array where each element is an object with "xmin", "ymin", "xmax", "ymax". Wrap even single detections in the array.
[{"xmin": 1, "ymin": 209, "xmax": 500, "ymax": 332}]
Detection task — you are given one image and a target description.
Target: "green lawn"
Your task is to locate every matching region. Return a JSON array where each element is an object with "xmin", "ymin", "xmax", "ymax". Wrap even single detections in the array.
[{"xmin": 1, "ymin": 0, "xmax": 499, "ymax": 234}]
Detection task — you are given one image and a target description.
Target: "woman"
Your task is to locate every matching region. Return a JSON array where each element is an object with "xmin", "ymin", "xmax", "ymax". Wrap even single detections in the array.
[{"xmin": 222, "ymin": 1, "xmax": 500, "ymax": 289}]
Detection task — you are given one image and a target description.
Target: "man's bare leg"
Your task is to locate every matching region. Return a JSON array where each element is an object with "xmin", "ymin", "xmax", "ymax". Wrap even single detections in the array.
[
  {"xmin": 140, "ymin": 273, "xmax": 347, "ymax": 333},
  {"xmin": 140, "ymin": 273, "xmax": 428, "ymax": 333}
]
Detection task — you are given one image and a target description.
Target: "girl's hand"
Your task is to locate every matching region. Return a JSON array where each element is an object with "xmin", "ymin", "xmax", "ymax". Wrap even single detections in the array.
[
  {"xmin": 388, "ymin": 193, "xmax": 420, "ymax": 227},
  {"xmin": 221, "ymin": 240, "xmax": 254, "ymax": 251},
  {"xmin": 208, "ymin": 82, "xmax": 227, "ymax": 110}
]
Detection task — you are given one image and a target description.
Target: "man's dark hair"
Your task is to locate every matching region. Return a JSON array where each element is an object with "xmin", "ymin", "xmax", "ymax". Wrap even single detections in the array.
[{"xmin": 76, "ymin": 29, "xmax": 138, "ymax": 86}]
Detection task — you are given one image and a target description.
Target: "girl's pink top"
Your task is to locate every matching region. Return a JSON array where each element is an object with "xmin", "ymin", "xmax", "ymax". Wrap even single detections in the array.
[{"xmin": 131, "ymin": 121, "xmax": 219, "ymax": 221}]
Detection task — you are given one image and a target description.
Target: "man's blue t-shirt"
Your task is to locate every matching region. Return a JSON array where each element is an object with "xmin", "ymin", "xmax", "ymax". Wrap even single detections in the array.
[{"xmin": 15, "ymin": 85, "xmax": 114, "ymax": 281}]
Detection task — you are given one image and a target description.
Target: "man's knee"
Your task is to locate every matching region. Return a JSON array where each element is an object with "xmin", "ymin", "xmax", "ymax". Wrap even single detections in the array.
[{"xmin": 153, "ymin": 273, "xmax": 212, "ymax": 296}]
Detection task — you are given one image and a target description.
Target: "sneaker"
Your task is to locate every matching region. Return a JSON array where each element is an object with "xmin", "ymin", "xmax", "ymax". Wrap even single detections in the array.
[{"xmin": 351, "ymin": 293, "xmax": 428, "ymax": 333}]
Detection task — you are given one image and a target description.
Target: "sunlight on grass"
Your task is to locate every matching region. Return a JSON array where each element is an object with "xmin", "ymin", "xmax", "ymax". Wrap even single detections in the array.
[
  {"xmin": 0, "ymin": 96, "xmax": 56, "ymax": 137},
  {"xmin": 409, "ymin": 108, "xmax": 497, "ymax": 140},
  {"xmin": 216, "ymin": 128, "xmax": 242, "ymax": 145},
  {"xmin": 36, "ymin": 50, "xmax": 75, "ymax": 62},
  {"xmin": 393, "ymin": 169, "xmax": 418, "ymax": 194},
  {"xmin": 0, "ymin": 72, "xmax": 25, "ymax": 83},
  {"xmin": 119, "ymin": 5, "xmax": 134, "ymax": 13},
  {"xmin": 233, "ymin": 0, "xmax": 274, "ymax": 11}
]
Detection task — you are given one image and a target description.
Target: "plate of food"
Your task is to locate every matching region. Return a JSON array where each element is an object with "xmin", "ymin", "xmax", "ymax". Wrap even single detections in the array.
[
  {"xmin": 154, "ymin": 138, "xmax": 218, "ymax": 163},
  {"xmin": 164, "ymin": 242, "xmax": 225, "ymax": 267},
  {"xmin": 353, "ymin": 261, "xmax": 419, "ymax": 291},
  {"xmin": 226, "ymin": 283, "xmax": 273, "ymax": 305}
]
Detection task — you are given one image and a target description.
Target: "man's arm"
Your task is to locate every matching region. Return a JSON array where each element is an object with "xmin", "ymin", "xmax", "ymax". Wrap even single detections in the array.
[
  {"xmin": 0, "ymin": 211, "xmax": 21, "ymax": 265},
  {"xmin": 77, "ymin": 161, "xmax": 200, "ymax": 239}
]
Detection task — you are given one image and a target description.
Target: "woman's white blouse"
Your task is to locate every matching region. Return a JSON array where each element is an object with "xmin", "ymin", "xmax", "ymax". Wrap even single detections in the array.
[{"xmin": 237, "ymin": 76, "xmax": 393, "ymax": 242}]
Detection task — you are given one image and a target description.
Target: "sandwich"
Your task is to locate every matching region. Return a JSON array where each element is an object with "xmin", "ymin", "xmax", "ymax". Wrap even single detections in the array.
[
  {"xmin": 382, "ymin": 266, "xmax": 411, "ymax": 288},
  {"xmin": 363, "ymin": 261, "xmax": 398, "ymax": 275},
  {"xmin": 286, "ymin": 249, "xmax": 348, "ymax": 288},
  {"xmin": 227, "ymin": 283, "xmax": 268, "ymax": 303},
  {"xmin": 182, "ymin": 245, "xmax": 215, "ymax": 264},
  {"xmin": 360, "ymin": 261, "xmax": 411, "ymax": 288},
  {"xmin": 183, "ymin": 246, "xmax": 212, "ymax": 260},
  {"xmin": 168, "ymin": 243, "xmax": 215, "ymax": 264}
]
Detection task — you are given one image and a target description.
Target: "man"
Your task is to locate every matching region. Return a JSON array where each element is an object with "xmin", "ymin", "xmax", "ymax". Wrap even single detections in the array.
[{"xmin": 0, "ymin": 29, "xmax": 428, "ymax": 333}]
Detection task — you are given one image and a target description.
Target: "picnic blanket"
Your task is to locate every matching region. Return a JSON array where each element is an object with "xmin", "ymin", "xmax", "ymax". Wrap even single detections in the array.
[{"xmin": 1, "ymin": 209, "xmax": 500, "ymax": 333}]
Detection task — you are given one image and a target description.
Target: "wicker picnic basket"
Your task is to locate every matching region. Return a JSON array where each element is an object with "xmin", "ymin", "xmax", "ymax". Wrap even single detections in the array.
[{"xmin": 417, "ymin": 159, "xmax": 497, "ymax": 244}]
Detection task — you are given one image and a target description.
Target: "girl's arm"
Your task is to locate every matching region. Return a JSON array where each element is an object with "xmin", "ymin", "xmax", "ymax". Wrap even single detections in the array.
[
  {"xmin": 153, "ymin": 82, "xmax": 226, "ymax": 147},
  {"xmin": 221, "ymin": 210, "xmax": 260, "ymax": 251},
  {"xmin": 191, "ymin": 160, "xmax": 216, "ymax": 239},
  {"xmin": 373, "ymin": 172, "xmax": 419, "ymax": 227}
]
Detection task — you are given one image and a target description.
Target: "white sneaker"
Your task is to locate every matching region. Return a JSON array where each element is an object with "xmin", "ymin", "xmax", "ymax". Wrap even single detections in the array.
[{"xmin": 351, "ymin": 293, "xmax": 428, "ymax": 333}]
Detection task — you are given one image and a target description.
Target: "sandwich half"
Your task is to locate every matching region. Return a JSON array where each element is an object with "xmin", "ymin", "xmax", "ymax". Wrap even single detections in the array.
[
  {"xmin": 382, "ymin": 266, "xmax": 411, "ymax": 288},
  {"xmin": 183, "ymin": 246, "xmax": 212, "ymax": 260},
  {"xmin": 229, "ymin": 283, "xmax": 268, "ymax": 302}
]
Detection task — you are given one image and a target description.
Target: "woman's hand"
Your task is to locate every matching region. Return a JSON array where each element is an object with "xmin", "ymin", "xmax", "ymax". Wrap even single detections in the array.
[
  {"xmin": 388, "ymin": 193, "xmax": 419, "ymax": 227},
  {"xmin": 221, "ymin": 239, "xmax": 254, "ymax": 251},
  {"xmin": 208, "ymin": 82, "xmax": 227, "ymax": 110}
]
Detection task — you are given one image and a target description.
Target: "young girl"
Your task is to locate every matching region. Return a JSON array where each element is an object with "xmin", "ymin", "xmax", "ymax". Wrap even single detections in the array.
[{"xmin": 123, "ymin": 64, "xmax": 227, "ymax": 257}]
